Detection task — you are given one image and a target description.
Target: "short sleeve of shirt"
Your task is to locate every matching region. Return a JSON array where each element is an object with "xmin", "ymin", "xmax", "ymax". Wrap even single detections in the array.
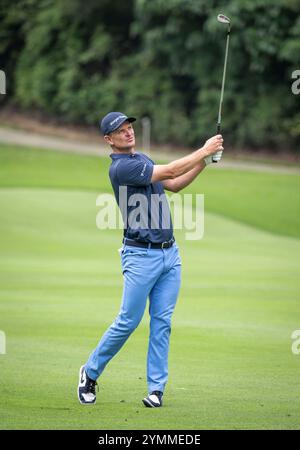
[{"xmin": 116, "ymin": 158, "xmax": 154, "ymax": 187}]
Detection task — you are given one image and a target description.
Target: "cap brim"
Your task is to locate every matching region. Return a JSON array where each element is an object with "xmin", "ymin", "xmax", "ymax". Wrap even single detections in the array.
[{"xmin": 108, "ymin": 116, "xmax": 136, "ymax": 134}]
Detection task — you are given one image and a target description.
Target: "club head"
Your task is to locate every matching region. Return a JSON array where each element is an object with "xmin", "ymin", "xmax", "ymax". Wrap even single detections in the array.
[{"xmin": 217, "ymin": 14, "xmax": 231, "ymax": 25}]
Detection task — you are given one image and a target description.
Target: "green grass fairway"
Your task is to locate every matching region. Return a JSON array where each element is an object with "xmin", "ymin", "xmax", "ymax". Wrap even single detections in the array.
[{"xmin": 0, "ymin": 144, "xmax": 300, "ymax": 429}]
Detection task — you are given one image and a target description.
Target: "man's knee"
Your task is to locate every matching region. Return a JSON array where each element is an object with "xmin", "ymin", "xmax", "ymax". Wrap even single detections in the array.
[
  {"xmin": 150, "ymin": 315, "xmax": 172, "ymax": 335},
  {"xmin": 114, "ymin": 313, "xmax": 141, "ymax": 334}
]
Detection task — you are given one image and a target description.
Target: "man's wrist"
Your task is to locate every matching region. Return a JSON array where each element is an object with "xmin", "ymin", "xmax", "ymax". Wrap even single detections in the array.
[{"xmin": 198, "ymin": 147, "xmax": 209, "ymax": 161}]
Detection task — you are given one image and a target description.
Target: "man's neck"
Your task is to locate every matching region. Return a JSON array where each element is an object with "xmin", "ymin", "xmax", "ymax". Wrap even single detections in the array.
[{"xmin": 112, "ymin": 146, "xmax": 135, "ymax": 154}]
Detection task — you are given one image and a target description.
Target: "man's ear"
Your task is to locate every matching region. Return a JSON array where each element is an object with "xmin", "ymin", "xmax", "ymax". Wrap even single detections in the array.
[{"xmin": 104, "ymin": 135, "xmax": 113, "ymax": 145}]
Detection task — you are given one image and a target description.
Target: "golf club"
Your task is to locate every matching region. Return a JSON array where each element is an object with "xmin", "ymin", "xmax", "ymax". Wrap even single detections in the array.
[{"xmin": 213, "ymin": 13, "xmax": 231, "ymax": 163}]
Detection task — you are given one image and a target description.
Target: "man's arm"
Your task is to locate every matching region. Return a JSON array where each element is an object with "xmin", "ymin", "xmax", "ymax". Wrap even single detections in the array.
[
  {"xmin": 162, "ymin": 161, "xmax": 206, "ymax": 193},
  {"xmin": 150, "ymin": 134, "xmax": 223, "ymax": 184}
]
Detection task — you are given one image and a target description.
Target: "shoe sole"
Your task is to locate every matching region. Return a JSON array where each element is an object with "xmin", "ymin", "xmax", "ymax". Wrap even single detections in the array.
[
  {"xmin": 142, "ymin": 397, "xmax": 161, "ymax": 408},
  {"xmin": 77, "ymin": 365, "xmax": 96, "ymax": 405}
]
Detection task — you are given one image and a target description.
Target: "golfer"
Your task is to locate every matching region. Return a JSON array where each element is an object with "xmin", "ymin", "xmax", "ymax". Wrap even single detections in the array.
[{"xmin": 78, "ymin": 112, "xmax": 224, "ymax": 407}]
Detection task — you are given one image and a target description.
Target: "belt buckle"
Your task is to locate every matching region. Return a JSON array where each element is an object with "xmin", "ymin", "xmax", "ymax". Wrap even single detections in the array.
[{"xmin": 161, "ymin": 241, "xmax": 168, "ymax": 249}]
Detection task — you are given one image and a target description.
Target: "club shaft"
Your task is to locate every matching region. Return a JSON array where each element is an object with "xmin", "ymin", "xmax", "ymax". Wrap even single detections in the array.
[{"xmin": 217, "ymin": 28, "xmax": 230, "ymax": 131}]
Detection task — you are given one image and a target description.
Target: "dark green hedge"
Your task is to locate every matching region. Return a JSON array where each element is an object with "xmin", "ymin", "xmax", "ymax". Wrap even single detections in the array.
[{"xmin": 1, "ymin": 0, "xmax": 300, "ymax": 149}]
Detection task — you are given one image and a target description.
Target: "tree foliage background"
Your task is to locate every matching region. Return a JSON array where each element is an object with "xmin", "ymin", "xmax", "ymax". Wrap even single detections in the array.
[{"xmin": 1, "ymin": 0, "xmax": 300, "ymax": 150}]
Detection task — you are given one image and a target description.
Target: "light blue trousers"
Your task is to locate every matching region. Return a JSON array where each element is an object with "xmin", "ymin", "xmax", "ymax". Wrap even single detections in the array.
[{"xmin": 85, "ymin": 243, "xmax": 181, "ymax": 394}]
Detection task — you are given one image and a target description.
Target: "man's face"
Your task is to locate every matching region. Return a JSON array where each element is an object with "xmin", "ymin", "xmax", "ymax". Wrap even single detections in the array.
[{"xmin": 104, "ymin": 121, "xmax": 135, "ymax": 151}]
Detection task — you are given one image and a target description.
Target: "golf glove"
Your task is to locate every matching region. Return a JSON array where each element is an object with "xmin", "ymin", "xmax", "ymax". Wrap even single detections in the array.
[{"xmin": 204, "ymin": 149, "xmax": 223, "ymax": 165}]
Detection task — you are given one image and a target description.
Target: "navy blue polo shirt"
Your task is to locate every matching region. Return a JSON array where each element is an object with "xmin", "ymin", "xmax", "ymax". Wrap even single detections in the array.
[{"xmin": 109, "ymin": 152, "xmax": 173, "ymax": 243}]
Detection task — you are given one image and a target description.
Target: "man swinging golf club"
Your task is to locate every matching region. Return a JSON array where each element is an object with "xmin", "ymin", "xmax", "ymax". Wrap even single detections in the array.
[{"xmin": 77, "ymin": 111, "xmax": 224, "ymax": 407}]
